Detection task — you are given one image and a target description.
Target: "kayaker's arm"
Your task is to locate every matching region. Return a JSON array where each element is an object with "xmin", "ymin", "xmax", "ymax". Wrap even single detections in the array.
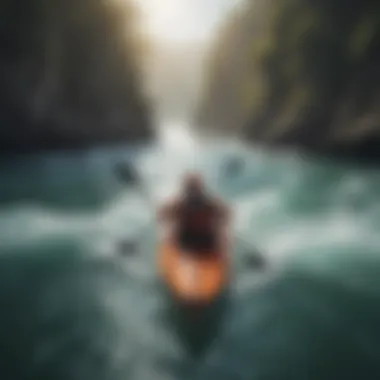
[
  {"xmin": 157, "ymin": 198, "xmax": 179, "ymax": 222},
  {"xmin": 221, "ymin": 204, "xmax": 231, "ymax": 225},
  {"xmin": 213, "ymin": 198, "xmax": 231, "ymax": 226}
]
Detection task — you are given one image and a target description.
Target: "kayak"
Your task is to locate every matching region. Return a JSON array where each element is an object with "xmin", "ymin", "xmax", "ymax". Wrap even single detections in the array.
[{"xmin": 158, "ymin": 235, "xmax": 229, "ymax": 306}]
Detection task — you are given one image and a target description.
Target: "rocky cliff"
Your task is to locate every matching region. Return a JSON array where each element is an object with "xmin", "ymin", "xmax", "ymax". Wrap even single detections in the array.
[
  {"xmin": 0, "ymin": 0, "xmax": 154, "ymax": 153},
  {"xmin": 197, "ymin": 0, "xmax": 380, "ymax": 160}
]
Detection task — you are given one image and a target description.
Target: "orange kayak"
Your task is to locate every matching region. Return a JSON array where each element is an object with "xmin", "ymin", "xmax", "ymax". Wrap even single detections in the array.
[{"xmin": 158, "ymin": 235, "xmax": 229, "ymax": 305}]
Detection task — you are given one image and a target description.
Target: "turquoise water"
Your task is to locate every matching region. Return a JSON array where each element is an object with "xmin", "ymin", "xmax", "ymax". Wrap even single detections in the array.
[{"xmin": 1, "ymin": 122, "xmax": 380, "ymax": 380}]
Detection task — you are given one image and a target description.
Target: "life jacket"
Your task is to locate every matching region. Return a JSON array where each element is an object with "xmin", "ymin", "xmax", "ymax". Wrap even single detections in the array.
[{"xmin": 177, "ymin": 195, "xmax": 217, "ymax": 233}]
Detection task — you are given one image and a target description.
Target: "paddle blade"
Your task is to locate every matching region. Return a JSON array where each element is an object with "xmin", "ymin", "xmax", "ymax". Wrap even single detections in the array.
[{"xmin": 114, "ymin": 162, "xmax": 140, "ymax": 186}]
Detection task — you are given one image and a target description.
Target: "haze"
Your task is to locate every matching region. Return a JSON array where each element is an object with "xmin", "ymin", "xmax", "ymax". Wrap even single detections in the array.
[{"xmin": 133, "ymin": 0, "xmax": 240, "ymax": 120}]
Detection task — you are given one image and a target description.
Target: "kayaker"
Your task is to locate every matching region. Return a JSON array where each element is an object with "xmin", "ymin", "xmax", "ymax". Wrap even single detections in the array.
[{"xmin": 157, "ymin": 172, "xmax": 230, "ymax": 252}]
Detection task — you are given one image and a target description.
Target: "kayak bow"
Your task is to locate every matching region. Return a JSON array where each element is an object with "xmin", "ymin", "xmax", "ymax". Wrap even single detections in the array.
[{"xmin": 158, "ymin": 235, "xmax": 229, "ymax": 306}]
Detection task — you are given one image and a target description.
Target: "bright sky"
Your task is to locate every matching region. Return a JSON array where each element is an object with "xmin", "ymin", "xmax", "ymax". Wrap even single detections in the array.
[{"xmin": 134, "ymin": 0, "xmax": 238, "ymax": 43}]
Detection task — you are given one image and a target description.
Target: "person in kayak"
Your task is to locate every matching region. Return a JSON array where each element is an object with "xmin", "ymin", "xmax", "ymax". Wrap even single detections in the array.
[{"xmin": 157, "ymin": 172, "xmax": 230, "ymax": 252}]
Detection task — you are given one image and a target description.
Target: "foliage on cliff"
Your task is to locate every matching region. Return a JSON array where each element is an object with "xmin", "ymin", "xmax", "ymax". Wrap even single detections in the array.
[
  {"xmin": 0, "ymin": 0, "xmax": 153, "ymax": 153},
  {"xmin": 197, "ymin": 0, "xmax": 380, "ymax": 157}
]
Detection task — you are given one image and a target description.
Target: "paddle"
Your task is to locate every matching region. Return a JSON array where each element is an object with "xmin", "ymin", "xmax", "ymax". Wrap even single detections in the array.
[
  {"xmin": 223, "ymin": 156, "xmax": 245, "ymax": 179},
  {"xmin": 234, "ymin": 234, "xmax": 266, "ymax": 270},
  {"xmin": 115, "ymin": 161, "xmax": 155, "ymax": 206},
  {"xmin": 115, "ymin": 161, "xmax": 266, "ymax": 268},
  {"xmin": 114, "ymin": 161, "xmax": 156, "ymax": 256}
]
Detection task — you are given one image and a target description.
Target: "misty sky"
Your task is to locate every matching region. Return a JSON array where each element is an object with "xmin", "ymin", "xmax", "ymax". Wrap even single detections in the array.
[{"xmin": 135, "ymin": 0, "xmax": 240, "ymax": 43}]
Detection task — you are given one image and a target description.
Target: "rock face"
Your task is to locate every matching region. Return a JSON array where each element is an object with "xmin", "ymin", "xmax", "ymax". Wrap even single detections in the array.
[
  {"xmin": 196, "ymin": 0, "xmax": 380, "ymax": 160},
  {"xmin": 0, "ymin": 0, "xmax": 154, "ymax": 153}
]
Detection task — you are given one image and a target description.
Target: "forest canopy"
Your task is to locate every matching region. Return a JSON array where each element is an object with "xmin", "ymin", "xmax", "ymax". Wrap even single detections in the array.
[
  {"xmin": 197, "ymin": 0, "xmax": 380, "ymax": 158},
  {"xmin": 0, "ymin": 0, "xmax": 154, "ymax": 153}
]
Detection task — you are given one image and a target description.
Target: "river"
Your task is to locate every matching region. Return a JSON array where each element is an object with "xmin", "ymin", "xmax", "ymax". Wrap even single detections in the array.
[{"xmin": 1, "ymin": 121, "xmax": 380, "ymax": 380}]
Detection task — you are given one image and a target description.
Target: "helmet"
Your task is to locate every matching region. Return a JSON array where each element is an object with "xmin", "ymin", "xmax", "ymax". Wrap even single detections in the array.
[{"xmin": 181, "ymin": 172, "xmax": 205, "ymax": 194}]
